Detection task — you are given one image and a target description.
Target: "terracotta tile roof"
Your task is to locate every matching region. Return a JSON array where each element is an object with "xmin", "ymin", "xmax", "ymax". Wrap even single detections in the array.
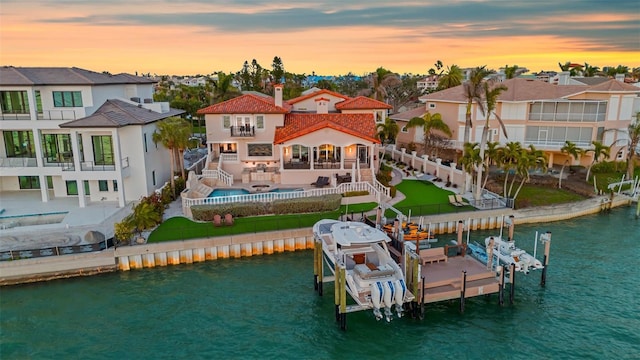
[
  {"xmin": 274, "ymin": 113, "xmax": 380, "ymax": 144},
  {"xmin": 59, "ymin": 99, "xmax": 184, "ymax": 128},
  {"xmin": 286, "ymin": 89, "xmax": 349, "ymax": 104},
  {"xmin": 0, "ymin": 66, "xmax": 155, "ymax": 86},
  {"xmin": 335, "ymin": 96, "xmax": 393, "ymax": 110},
  {"xmin": 197, "ymin": 94, "xmax": 290, "ymax": 114},
  {"xmin": 390, "ymin": 106, "xmax": 427, "ymax": 121}
]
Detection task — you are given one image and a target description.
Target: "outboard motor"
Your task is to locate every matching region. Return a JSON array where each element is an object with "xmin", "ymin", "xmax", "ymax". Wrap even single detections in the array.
[
  {"xmin": 383, "ymin": 281, "xmax": 396, "ymax": 322},
  {"xmin": 370, "ymin": 282, "xmax": 384, "ymax": 321}
]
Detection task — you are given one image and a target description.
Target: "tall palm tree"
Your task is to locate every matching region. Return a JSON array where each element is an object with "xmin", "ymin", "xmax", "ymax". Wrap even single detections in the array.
[
  {"xmin": 510, "ymin": 146, "xmax": 548, "ymax": 203},
  {"xmin": 460, "ymin": 142, "xmax": 481, "ymax": 192},
  {"xmin": 584, "ymin": 141, "xmax": 610, "ymax": 181},
  {"xmin": 437, "ymin": 65, "xmax": 463, "ymax": 90},
  {"xmin": 376, "ymin": 117, "xmax": 399, "ymax": 145},
  {"xmin": 462, "ymin": 66, "xmax": 492, "ymax": 144},
  {"xmin": 152, "ymin": 117, "xmax": 191, "ymax": 193},
  {"xmin": 499, "ymin": 141, "xmax": 523, "ymax": 198},
  {"xmin": 604, "ymin": 113, "xmax": 640, "ymax": 180},
  {"xmin": 369, "ymin": 67, "xmax": 398, "ymax": 102},
  {"xmin": 174, "ymin": 120, "xmax": 193, "ymax": 180},
  {"xmin": 474, "ymin": 81, "xmax": 508, "ymax": 200},
  {"xmin": 406, "ymin": 112, "xmax": 452, "ymax": 156},
  {"xmin": 558, "ymin": 141, "xmax": 583, "ymax": 189},
  {"xmin": 211, "ymin": 72, "xmax": 241, "ymax": 104},
  {"xmin": 482, "ymin": 141, "xmax": 501, "ymax": 189}
]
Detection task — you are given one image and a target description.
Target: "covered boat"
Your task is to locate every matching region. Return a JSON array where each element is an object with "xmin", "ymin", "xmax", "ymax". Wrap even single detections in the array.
[{"xmin": 313, "ymin": 219, "xmax": 414, "ymax": 321}]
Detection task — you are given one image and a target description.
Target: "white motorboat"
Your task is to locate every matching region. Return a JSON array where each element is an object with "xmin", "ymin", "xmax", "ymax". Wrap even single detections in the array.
[
  {"xmin": 484, "ymin": 236, "xmax": 544, "ymax": 274},
  {"xmin": 313, "ymin": 219, "xmax": 414, "ymax": 321}
]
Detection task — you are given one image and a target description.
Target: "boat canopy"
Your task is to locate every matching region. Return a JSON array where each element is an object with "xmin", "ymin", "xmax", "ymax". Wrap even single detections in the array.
[{"xmin": 329, "ymin": 221, "xmax": 391, "ymax": 246}]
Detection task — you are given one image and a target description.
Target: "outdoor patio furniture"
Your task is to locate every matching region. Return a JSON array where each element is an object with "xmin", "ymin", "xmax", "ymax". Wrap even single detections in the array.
[
  {"xmin": 448, "ymin": 195, "xmax": 463, "ymax": 207},
  {"xmin": 224, "ymin": 213, "xmax": 234, "ymax": 226},
  {"xmin": 455, "ymin": 195, "xmax": 468, "ymax": 206},
  {"xmin": 213, "ymin": 214, "xmax": 222, "ymax": 226},
  {"xmin": 311, "ymin": 176, "xmax": 329, "ymax": 187}
]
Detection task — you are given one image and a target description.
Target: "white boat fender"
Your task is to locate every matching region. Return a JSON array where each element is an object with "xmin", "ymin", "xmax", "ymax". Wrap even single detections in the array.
[{"xmin": 370, "ymin": 282, "xmax": 384, "ymax": 321}]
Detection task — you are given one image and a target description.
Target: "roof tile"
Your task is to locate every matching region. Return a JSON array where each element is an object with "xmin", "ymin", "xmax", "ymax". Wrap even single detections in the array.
[
  {"xmin": 335, "ymin": 96, "xmax": 393, "ymax": 110},
  {"xmin": 197, "ymin": 94, "xmax": 290, "ymax": 114},
  {"xmin": 274, "ymin": 113, "xmax": 379, "ymax": 144}
]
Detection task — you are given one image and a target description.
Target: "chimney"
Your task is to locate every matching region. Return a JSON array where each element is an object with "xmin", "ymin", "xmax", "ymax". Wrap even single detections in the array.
[
  {"xmin": 274, "ymin": 84, "xmax": 283, "ymax": 108},
  {"xmin": 315, "ymin": 97, "xmax": 329, "ymax": 114},
  {"xmin": 615, "ymin": 73, "xmax": 625, "ymax": 83},
  {"xmin": 557, "ymin": 71, "xmax": 570, "ymax": 85}
]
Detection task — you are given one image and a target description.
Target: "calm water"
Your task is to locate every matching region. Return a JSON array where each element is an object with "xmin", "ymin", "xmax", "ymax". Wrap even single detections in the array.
[
  {"xmin": 1, "ymin": 207, "xmax": 639, "ymax": 359},
  {"xmin": 208, "ymin": 188, "xmax": 250, "ymax": 197}
]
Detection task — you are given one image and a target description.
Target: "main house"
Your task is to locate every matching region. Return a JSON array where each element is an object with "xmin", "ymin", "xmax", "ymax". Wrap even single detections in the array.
[
  {"xmin": 197, "ymin": 85, "xmax": 392, "ymax": 186},
  {"xmin": 0, "ymin": 66, "xmax": 183, "ymax": 209},
  {"xmin": 394, "ymin": 76, "xmax": 640, "ymax": 168}
]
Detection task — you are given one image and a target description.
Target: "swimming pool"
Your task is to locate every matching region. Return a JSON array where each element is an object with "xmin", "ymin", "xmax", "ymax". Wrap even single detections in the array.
[
  {"xmin": 269, "ymin": 188, "xmax": 304, "ymax": 193},
  {"xmin": 208, "ymin": 188, "xmax": 250, "ymax": 197}
]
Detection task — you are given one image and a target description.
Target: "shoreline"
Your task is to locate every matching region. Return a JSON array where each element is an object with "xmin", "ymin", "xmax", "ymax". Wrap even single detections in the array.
[{"xmin": 0, "ymin": 195, "xmax": 633, "ymax": 286}]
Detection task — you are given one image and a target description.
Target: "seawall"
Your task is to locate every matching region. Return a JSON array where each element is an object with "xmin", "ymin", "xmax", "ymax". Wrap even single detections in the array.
[{"xmin": 0, "ymin": 197, "xmax": 631, "ymax": 286}]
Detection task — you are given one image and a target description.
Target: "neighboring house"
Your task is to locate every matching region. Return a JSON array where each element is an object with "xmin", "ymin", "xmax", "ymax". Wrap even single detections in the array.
[
  {"xmin": 0, "ymin": 66, "xmax": 183, "ymax": 208},
  {"xmin": 412, "ymin": 77, "xmax": 640, "ymax": 167},
  {"xmin": 390, "ymin": 106, "xmax": 427, "ymax": 151},
  {"xmin": 197, "ymin": 85, "xmax": 392, "ymax": 185},
  {"xmin": 417, "ymin": 75, "xmax": 440, "ymax": 94}
]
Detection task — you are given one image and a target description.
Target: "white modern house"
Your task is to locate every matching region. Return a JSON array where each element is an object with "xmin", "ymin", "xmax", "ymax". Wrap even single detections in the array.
[{"xmin": 0, "ymin": 66, "xmax": 183, "ymax": 208}]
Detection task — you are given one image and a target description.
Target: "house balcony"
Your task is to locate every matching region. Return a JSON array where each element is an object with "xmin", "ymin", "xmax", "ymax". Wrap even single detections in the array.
[
  {"xmin": 230, "ymin": 125, "xmax": 255, "ymax": 137},
  {"xmin": 524, "ymin": 140, "xmax": 591, "ymax": 150},
  {"xmin": 0, "ymin": 157, "xmax": 37, "ymax": 167},
  {"xmin": 1, "ymin": 109, "xmax": 84, "ymax": 121}
]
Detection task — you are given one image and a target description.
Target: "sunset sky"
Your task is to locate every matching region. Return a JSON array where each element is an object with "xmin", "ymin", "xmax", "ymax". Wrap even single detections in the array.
[{"xmin": 1, "ymin": 0, "xmax": 639, "ymax": 76}]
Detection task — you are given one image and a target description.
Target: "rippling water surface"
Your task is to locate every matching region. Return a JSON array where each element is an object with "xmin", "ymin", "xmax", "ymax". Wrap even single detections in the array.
[{"xmin": 1, "ymin": 207, "xmax": 639, "ymax": 359}]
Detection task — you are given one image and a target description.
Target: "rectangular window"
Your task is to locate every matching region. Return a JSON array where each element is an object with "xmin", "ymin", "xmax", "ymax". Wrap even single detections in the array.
[
  {"xmin": 46, "ymin": 176, "xmax": 53, "ymax": 189},
  {"xmin": 256, "ymin": 115, "xmax": 264, "ymax": 129},
  {"xmin": 223, "ymin": 115, "xmax": 231, "ymax": 129},
  {"xmin": 144, "ymin": 133, "xmax": 148, "ymax": 152},
  {"xmin": 3, "ymin": 130, "xmax": 36, "ymax": 157},
  {"xmin": 0, "ymin": 91, "xmax": 30, "ymax": 113},
  {"xmin": 98, "ymin": 180, "xmax": 109, "ymax": 191},
  {"xmin": 53, "ymin": 91, "xmax": 83, "ymax": 107},
  {"xmin": 42, "ymin": 133, "xmax": 72, "ymax": 163},
  {"xmin": 35, "ymin": 91, "xmax": 42, "ymax": 113},
  {"xmin": 18, "ymin": 176, "xmax": 40, "ymax": 189},
  {"xmin": 247, "ymin": 143, "xmax": 273, "ymax": 157},
  {"xmin": 66, "ymin": 180, "xmax": 78, "ymax": 195},
  {"xmin": 84, "ymin": 180, "xmax": 90, "ymax": 195},
  {"xmin": 152, "ymin": 170, "xmax": 156, "ymax": 186},
  {"xmin": 375, "ymin": 111, "xmax": 384, "ymax": 123},
  {"xmin": 428, "ymin": 103, "xmax": 436, "ymax": 109},
  {"xmin": 113, "ymin": 180, "xmax": 118, "ymax": 191},
  {"xmin": 92, "ymin": 135, "xmax": 114, "ymax": 165}
]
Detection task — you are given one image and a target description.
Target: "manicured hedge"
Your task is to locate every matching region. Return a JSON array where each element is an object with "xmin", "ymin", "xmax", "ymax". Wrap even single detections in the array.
[{"xmin": 191, "ymin": 194, "xmax": 342, "ymax": 221}]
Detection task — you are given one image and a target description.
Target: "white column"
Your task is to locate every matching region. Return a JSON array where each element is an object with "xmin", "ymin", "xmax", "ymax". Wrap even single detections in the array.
[
  {"xmin": 32, "ymin": 129, "xmax": 44, "ymax": 167},
  {"xmin": 77, "ymin": 178, "xmax": 87, "ymax": 208},
  {"xmin": 449, "ymin": 163, "xmax": 456, "ymax": 183},
  {"xmin": 411, "ymin": 150, "xmax": 417, "ymax": 169},
  {"xmin": 69, "ymin": 131, "xmax": 82, "ymax": 171},
  {"xmin": 422, "ymin": 155, "xmax": 429, "ymax": 173},
  {"xmin": 112, "ymin": 129, "xmax": 126, "ymax": 208},
  {"xmin": 435, "ymin": 158, "xmax": 442, "ymax": 178},
  {"xmin": 39, "ymin": 174, "xmax": 49, "ymax": 202},
  {"xmin": 400, "ymin": 148, "xmax": 406, "ymax": 163},
  {"xmin": 279, "ymin": 145, "xmax": 284, "ymax": 172}
]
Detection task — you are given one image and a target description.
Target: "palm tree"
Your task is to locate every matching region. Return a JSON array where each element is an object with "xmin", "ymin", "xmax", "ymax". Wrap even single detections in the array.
[
  {"xmin": 406, "ymin": 112, "xmax": 452, "ymax": 156},
  {"xmin": 482, "ymin": 141, "xmax": 501, "ymax": 189},
  {"xmin": 558, "ymin": 61, "xmax": 582, "ymax": 76},
  {"xmin": 376, "ymin": 117, "xmax": 399, "ymax": 145},
  {"xmin": 460, "ymin": 142, "xmax": 481, "ymax": 192},
  {"xmin": 583, "ymin": 63, "xmax": 600, "ymax": 77},
  {"xmin": 369, "ymin": 67, "xmax": 398, "ymax": 102},
  {"xmin": 437, "ymin": 65, "xmax": 463, "ymax": 90},
  {"xmin": 152, "ymin": 117, "xmax": 191, "ymax": 193},
  {"xmin": 211, "ymin": 72, "xmax": 241, "ymax": 104},
  {"xmin": 462, "ymin": 66, "xmax": 492, "ymax": 144},
  {"xmin": 510, "ymin": 146, "xmax": 548, "ymax": 204},
  {"xmin": 129, "ymin": 202, "xmax": 162, "ymax": 241},
  {"xmin": 474, "ymin": 81, "xmax": 508, "ymax": 200},
  {"xmin": 558, "ymin": 141, "xmax": 583, "ymax": 188},
  {"xmin": 504, "ymin": 65, "xmax": 520, "ymax": 79},
  {"xmin": 584, "ymin": 141, "xmax": 611, "ymax": 181},
  {"xmin": 604, "ymin": 113, "xmax": 640, "ymax": 180},
  {"xmin": 174, "ymin": 120, "xmax": 193, "ymax": 180},
  {"xmin": 499, "ymin": 142, "xmax": 523, "ymax": 198}
]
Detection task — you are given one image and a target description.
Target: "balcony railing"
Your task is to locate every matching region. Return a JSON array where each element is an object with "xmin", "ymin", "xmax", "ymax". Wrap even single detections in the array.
[
  {"xmin": 0, "ymin": 157, "xmax": 37, "ymax": 167},
  {"xmin": 37, "ymin": 110, "xmax": 80, "ymax": 121},
  {"xmin": 524, "ymin": 140, "xmax": 591, "ymax": 149},
  {"xmin": 230, "ymin": 125, "xmax": 255, "ymax": 137},
  {"xmin": 0, "ymin": 112, "xmax": 31, "ymax": 120}
]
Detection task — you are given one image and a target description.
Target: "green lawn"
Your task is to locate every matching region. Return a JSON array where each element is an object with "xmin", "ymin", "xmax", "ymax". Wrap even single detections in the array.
[
  {"xmin": 389, "ymin": 180, "xmax": 474, "ymax": 217},
  {"xmin": 591, "ymin": 168, "xmax": 640, "ymax": 193},
  {"xmin": 148, "ymin": 202, "xmax": 379, "ymax": 243},
  {"xmin": 513, "ymin": 185, "xmax": 584, "ymax": 208}
]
